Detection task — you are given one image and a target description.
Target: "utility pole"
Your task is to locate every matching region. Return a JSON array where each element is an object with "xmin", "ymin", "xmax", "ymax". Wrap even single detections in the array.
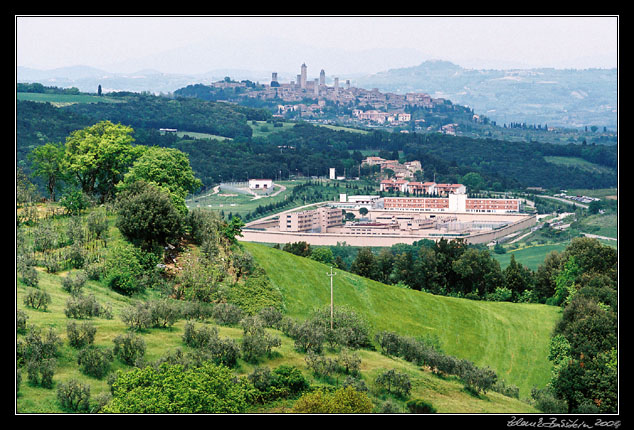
[{"xmin": 327, "ymin": 266, "xmax": 336, "ymax": 330}]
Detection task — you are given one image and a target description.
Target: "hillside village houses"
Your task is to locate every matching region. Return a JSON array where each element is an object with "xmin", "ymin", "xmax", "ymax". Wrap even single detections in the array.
[{"xmin": 362, "ymin": 156, "xmax": 422, "ymax": 179}]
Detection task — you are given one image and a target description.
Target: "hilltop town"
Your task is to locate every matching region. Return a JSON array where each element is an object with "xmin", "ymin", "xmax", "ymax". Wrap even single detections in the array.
[{"xmin": 177, "ymin": 63, "xmax": 469, "ymax": 133}]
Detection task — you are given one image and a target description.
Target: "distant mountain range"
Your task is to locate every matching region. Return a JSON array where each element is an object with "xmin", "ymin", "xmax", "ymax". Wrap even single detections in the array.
[{"xmin": 17, "ymin": 60, "xmax": 617, "ymax": 130}]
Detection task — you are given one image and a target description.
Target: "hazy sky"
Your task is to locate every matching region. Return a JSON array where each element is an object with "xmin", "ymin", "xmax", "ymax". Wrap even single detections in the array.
[{"xmin": 15, "ymin": 16, "xmax": 619, "ymax": 74}]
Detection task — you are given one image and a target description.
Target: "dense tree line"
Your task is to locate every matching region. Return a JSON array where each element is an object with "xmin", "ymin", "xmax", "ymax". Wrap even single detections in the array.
[{"xmin": 282, "ymin": 239, "xmax": 536, "ymax": 302}]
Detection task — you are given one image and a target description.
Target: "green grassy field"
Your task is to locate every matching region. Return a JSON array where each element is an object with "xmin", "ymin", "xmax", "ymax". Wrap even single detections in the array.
[{"xmin": 242, "ymin": 242, "xmax": 560, "ymax": 399}]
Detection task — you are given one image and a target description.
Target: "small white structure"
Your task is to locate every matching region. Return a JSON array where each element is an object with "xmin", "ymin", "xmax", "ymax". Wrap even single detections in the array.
[
  {"xmin": 329, "ymin": 168, "xmax": 336, "ymax": 180},
  {"xmin": 249, "ymin": 179, "xmax": 273, "ymax": 190}
]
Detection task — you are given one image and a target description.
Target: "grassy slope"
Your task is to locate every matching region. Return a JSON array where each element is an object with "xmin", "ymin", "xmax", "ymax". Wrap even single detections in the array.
[
  {"xmin": 16, "ymin": 268, "xmax": 541, "ymax": 413},
  {"xmin": 242, "ymin": 241, "xmax": 561, "ymax": 399}
]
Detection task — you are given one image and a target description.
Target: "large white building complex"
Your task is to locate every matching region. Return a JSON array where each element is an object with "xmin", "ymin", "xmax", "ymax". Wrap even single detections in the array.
[{"xmin": 244, "ymin": 184, "xmax": 535, "ymax": 246}]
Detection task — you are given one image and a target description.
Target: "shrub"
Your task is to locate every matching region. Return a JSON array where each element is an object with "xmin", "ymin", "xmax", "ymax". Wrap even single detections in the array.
[
  {"xmin": 182, "ymin": 321, "xmax": 218, "ymax": 349},
  {"xmin": 120, "ymin": 299, "xmax": 181, "ymax": 331},
  {"xmin": 23, "ymin": 288, "xmax": 51, "ymax": 310},
  {"xmin": 26, "ymin": 357, "xmax": 56, "ymax": 388},
  {"xmin": 212, "ymin": 302, "xmax": 243, "ymax": 326},
  {"xmin": 180, "ymin": 300, "xmax": 214, "ymax": 321},
  {"xmin": 337, "ymin": 348, "xmax": 361, "ymax": 376},
  {"xmin": 113, "ymin": 332, "xmax": 146, "ymax": 366},
  {"xmin": 204, "ymin": 337, "xmax": 241, "ymax": 368},
  {"xmin": 61, "ymin": 270, "xmax": 88, "ymax": 295},
  {"xmin": 240, "ymin": 316, "xmax": 281, "ymax": 363},
  {"xmin": 66, "ymin": 321, "xmax": 96, "ymax": 349},
  {"xmin": 271, "ymin": 365, "xmax": 310, "ymax": 397},
  {"xmin": 342, "ymin": 375, "xmax": 368, "ymax": 393},
  {"xmin": 492, "ymin": 380, "xmax": 520, "ymax": 399},
  {"xmin": 290, "ymin": 318, "xmax": 327, "ymax": 353},
  {"xmin": 292, "ymin": 386, "xmax": 374, "ymax": 414},
  {"xmin": 16, "ymin": 310, "xmax": 29, "ymax": 334},
  {"xmin": 375, "ymin": 331, "xmax": 402, "ymax": 357},
  {"xmin": 18, "ymin": 327, "xmax": 61, "ymax": 366},
  {"xmin": 406, "ymin": 398, "xmax": 437, "ymax": 414},
  {"xmin": 20, "ymin": 265, "xmax": 39, "ymax": 288},
  {"xmin": 311, "ymin": 306, "xmax": 372, "ymax": 350},
  {"xmin": 177, "ymin": 252, "xmax": 223, "ymax": 303},
  {"xmin": 57, "ymin": 379, "xmax": 91, "ymax": 412},
  {"xmin": 375, "ymin": 369, "xmax": 412, "ymax": 399},
  {"xmin": 486, "ymin": 286, "xmax": 513, "ymax": 302},
  {"xmin": 64, "ymin": 294, "xmax": 110, "ymax": 319},
  {"xmin": 530, "ymin": 386, "xmax": 568, "ymax": 414},
  {"xmin": 247, "ymin": 365, "xmax": 309, "ymax": 403},
  {"xmin": 462, "ymin": 363, "xmax": 497, "ymax": 395},
  {"xmin": 147, "ymin": 299, "xmax": 181, "ymax": 328},
  {"xmin": 77, "ymin": 346, "xmax": 114, "ymax": 379},
  {"xmin": 119, "ymin": 302, "xmax": 152, "ymax": 331},
  {"xmin": 305, "ymin": 351, "xmax": 339, "ymax": 379},
  {"xmin": 43, "ymin": 253, "xmax": 63, "ymax": 273},
  {"xmin": 257, "ymin": 306, "xmax": 284, "ymax": 328},
  {"xmin": 379, "ymin": 399, "xmax": 403, "ymax": 413},
  {"xmin": 67, "ymin": 242, "xmax": 87, "ymax": 269},
  {"xmin": 182, "ymin": 321, "xmax": 240, "ymax": 368},
  {"xmin": 84, "ymin": 262, "xmax": 105, "ymax": 281}
]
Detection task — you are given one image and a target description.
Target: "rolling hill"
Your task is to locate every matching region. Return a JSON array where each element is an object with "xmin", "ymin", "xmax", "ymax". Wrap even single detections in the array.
[{"xmin": 242, "ymin": 241, "xmax": 561, "ymax": 398}]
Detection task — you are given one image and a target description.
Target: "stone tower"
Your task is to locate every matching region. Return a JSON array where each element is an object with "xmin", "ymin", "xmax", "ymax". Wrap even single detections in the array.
[{"xmin": 301, "ymin": 63, "xmax": 307, "ymax": 89}]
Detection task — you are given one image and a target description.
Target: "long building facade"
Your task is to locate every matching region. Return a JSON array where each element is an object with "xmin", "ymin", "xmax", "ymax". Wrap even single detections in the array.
[{"xmin": 383, "ymin": 193, "xmax": 520, "ymax": 214}]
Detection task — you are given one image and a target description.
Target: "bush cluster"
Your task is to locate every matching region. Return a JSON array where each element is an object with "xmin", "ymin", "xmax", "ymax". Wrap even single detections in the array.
[
  {"xmin": 375, "ymin": 331, "xmax": 498, "ymax": 394},
  {"xmin": 281, "ymin": 307, "xmax": 372, "ymax": 355},
  {"xmin": 120, "ymin": 299, "xmax": 181, "ymax": 330},
  {"xmin": 247, "ymin": 365, "xmax": 310, "ymax": 403},
  {"xmin": 182, "ymin": 321, "xmax": 240, "ymax": 368},
  {"xmin": 64, "ymin": 294, "xmax": 112, "ymax": 319},
  {"xmin": 16, "ymin": 327, "xmax": 61, "ymax": 388}
]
